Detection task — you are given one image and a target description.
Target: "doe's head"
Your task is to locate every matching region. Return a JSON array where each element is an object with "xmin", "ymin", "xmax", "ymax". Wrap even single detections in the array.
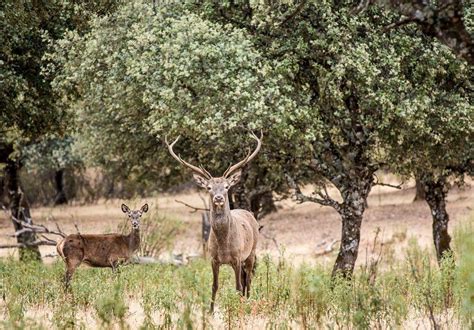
[
  {"xmin": 121, "ymin": 203, "xmax": 148, "ymax": 229},
  {"xmin": 165, "ymin": 132, "xmax": 262, "ymax": 209}
]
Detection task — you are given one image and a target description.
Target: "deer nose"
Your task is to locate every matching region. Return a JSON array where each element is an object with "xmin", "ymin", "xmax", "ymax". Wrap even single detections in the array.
[{"xmin": 213, "ymin": 195, "xmax": 224, "ymax": 205}]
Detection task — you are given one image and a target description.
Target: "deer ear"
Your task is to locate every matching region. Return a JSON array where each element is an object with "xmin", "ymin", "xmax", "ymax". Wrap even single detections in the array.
[
  {"xmin": 227, "ymin": 169, "xmax": 242, "ymax": 187},
  {"xmin": 193, "ymin": 174, "xmax": 209, "ymax": 188},
  {"xmin": 121, "ymin": 204, "xmax": 130, "ymax": 213},
  {"xmin": 141, "ymin": 203, "xmax": 149, "ymax": 213}
]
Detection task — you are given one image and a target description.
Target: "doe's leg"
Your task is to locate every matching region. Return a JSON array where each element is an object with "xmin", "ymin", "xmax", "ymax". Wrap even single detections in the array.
[
  {"xmin": 64, "ymin": 257, "xmax": 82, "ymax": 291},
  {"xmin": 241, "ymin": 267, "xmax": 248, "ymax": 297}
]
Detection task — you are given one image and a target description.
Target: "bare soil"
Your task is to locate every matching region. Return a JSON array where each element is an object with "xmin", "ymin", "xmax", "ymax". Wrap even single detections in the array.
[{"xmin": 1, "ymin": 178, "xmax": 472, "ymax": 266}]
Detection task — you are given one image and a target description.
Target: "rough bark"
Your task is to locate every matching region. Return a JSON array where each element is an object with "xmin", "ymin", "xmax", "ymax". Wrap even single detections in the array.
[
  {"xmin": 332, "ymin": 178, "xmax": 373, "ymax": 278},
  {"xmin": 413, "ymin": 178, "xmax": 426, "ymax": 201},
  {"xmin": 421, "ymin": 174, "xmax": 452, "ymax": 263},
  {"xmin": 53, "ymin": 169, "xmax": 68, "ymax": 205},
  {"xmin": 4, "ymin": 152, "xmax": 42, "ymax": 261}
]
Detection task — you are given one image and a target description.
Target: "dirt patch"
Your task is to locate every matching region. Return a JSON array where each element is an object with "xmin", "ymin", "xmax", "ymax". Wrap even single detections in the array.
[{"xmin": 0, "ymin": 179, "xmax": 472, "ymax": 266}]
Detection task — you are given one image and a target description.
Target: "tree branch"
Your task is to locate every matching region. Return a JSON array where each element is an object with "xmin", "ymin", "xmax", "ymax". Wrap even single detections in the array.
[
  {"xmin": 374, "ymin": 174, "xmax": 403, "ymax": 189},
  {"xmin": 376, "ymin": 0, "xmax": 474, "ymax": 64},
  {"xmin": 175, "ymin": 199, "xmax": 209, "ymax": 213},
  {"xmin": 279, "ymin": 1, "xmax": 307, "ymax": 26},
  {"xmin": 286, "ymin": 174, "xmax": 342, "ymax": 212},
  {"xmin": 383, "ymin": 17, "xmax": 417, "ymax": 31}
]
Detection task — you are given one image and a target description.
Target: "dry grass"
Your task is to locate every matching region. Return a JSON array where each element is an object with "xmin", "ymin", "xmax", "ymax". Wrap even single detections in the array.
[
  {"xmin": 0, "ymin": 177, "xmax": 472, "ymax": 265},
  {"xmin": 0, "ymin": 177, "xmax": 473, "ymax": 329}
]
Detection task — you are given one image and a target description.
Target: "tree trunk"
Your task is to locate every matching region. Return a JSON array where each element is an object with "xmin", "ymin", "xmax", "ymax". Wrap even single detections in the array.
[
  {"xmin": 53, "ymin": 168, "xmax": 68, "ymax": 205},
  {"xmin": 332, "ymin": 179, "xmax": 373, "ymax": 278},
  {"xmin": 231, "ymin": 187, "xmax": 276, "ymax": 220},
  {"xmin": 4, "ymin": 155, "xmax": 42, "ymax": 261},
  {"xmin": 230, "ymin": 167, "xmax": 277, "ymax": 220},
  {"xmin": 413, "ymin": 178, "xmax": 426, "ymax": 201},
  {"xmin": 250, "ymin": 190, "xmax": 277, "ymax": 220},
  {"xmin": 332, "ymin": 211, "xmax": 363, "ymax": 278},
  {"xmin": 422, "ymin": 175, "xmax": 452, "ymax": 263}
]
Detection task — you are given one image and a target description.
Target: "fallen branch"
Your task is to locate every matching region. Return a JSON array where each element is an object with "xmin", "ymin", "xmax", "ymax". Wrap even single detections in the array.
[
  {"xmin": 0, "ymin": 240, "xmax": 57, "ymax": 248},
  {"xmin": 0, "ymin": 206, "xmax": 66, "ymax": 250},
  {"xmin": 11, "ymin": 217, "xmax": 66, "ymax": 238},
  {"xmin": 4, "ymin": 206, "xmax": 66, "ymax": 238},
  {"xmin": 315, "ymin": 239, "xmax": 340, "ymax": 256}
]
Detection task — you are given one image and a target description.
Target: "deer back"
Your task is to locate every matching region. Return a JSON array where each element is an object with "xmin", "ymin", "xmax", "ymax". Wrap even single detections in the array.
[{"xmin": 58, "ymin": 233, "xmax": 135, "ymax": 267}]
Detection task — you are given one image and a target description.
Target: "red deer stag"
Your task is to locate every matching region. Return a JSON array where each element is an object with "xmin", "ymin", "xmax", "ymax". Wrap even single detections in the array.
[
  {"xmin": 57, "ymin": 203, "xmax": 148, "ymax": 288},
  {"xmin": 166, "ymin": 133, "xmax": 262, "ymax": 312}
]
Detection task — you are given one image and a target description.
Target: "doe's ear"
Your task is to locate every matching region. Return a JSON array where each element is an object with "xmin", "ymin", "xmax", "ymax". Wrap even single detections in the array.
[
  {"xmin": 121, "ymin": 204, "xmax": 130, "ymax": 213},
  {"xmin": 193, "ymin": 174, "xmax": 209, "ymax": 189},
  {"xmin": 141, "ymin": 203, "xmax": 149, "ymax": 213},
  {"xmin": 227, "ymin": 169, "xmax": 242, "ymax": 187}
]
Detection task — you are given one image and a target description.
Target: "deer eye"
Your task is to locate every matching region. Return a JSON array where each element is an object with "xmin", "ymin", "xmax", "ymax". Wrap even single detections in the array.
[
  {"xmin": 207, "ymin": 186, "xmax": 212, "ymax": 191},
  {"xmin": 224, "ymin": 185, "xmax": 229, "ymax": 190}
]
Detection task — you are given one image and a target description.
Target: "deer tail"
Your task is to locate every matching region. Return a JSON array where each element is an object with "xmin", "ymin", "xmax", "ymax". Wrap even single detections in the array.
[{"xmin": 56, "ymin": 237, "xmax": 66, "ymax": 260}]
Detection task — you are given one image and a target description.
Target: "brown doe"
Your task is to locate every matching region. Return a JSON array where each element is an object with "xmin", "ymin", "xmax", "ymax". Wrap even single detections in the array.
[
  {"xmin": 166, "ymin": 133, "xmax": 262, "ymax": 312},
  {"xmin": 56, "ymin": 203, "xmax": 148, "ymax": 288}
]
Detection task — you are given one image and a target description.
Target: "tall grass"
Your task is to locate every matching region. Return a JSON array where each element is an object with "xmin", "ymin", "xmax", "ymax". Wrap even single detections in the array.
[{"xmin": 1, "ymin": 217, "xmax": 473, "ymax": 329}]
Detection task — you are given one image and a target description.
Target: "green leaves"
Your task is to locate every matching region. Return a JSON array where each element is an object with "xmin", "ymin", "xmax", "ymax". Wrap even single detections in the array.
[{"xmin": 46, "ymin": 0, "xmax": 473, "ymax": 202}]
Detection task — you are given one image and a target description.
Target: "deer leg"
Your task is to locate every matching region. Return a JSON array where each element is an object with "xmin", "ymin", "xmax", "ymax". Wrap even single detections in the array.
[
  {"xmin": 243, "ymin": 254, "xmax": 256, "ymax": 298},
  {"xmin": 110, "ymin": 259, "xmax": 120, "ymax": 274},
  {"xmin": 210, "ymin": 260, "xmax": 220, "ymax": 313},
  {"xmin": 232, "ymin": 261, "xmax": 243, "ymax": 294},
  {"xmin": 64, "ymin": 257, "xmax": 82, "ymax": 291},
  {"xmin": 241, "ymin": 267, "xmax": 248, "ymax": 297}
]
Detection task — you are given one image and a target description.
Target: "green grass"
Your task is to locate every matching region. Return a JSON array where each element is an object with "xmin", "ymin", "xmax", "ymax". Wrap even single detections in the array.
[{"xmin": 1, "ymin": 220, "xmax": 473, "ymax": 329}]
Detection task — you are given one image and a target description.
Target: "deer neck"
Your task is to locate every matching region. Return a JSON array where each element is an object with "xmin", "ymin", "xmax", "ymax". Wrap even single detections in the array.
[
  {"xmin": 128, "ymin": 228, "xmax": 140, "ymax": 252},
  {"xmin": 209, "ymin": 196, "xmax": 233, "ymax": 242}
]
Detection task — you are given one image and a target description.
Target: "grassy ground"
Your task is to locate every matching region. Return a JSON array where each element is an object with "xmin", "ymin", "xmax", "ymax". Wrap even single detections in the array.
[
  {"xmin": 1, "ymin": 217, "xmax": 473, "ymax": 329},
  {"xmin": 0, "ymin": 178, "xmax": 473, "ymax": 328}
]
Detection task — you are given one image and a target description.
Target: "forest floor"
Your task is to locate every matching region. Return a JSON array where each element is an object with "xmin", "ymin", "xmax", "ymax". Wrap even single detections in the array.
[{"xmin": 0, "ymin": 176, "xmax": 473, "ymax": 266}]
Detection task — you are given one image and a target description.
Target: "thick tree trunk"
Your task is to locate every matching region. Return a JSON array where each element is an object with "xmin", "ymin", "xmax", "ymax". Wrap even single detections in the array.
[
  {"xmin": 53, "ymin": 169, "xmax": 68, "ymax": 205},
  {"xmin": 231, "ymin": 188, "xmax": 276, "ymax": 220},
  {"xmin": 230, "ymin": 167, "xmax": 276, "ymax": 220},
  {"xmin": 251, "ymin": 190, "xmax": 277, "ymax": 220},
  {"xmin": 332, "ymin": 211, "xmax": 363, "ymax": 278},
  {"xmin": 332, "ymin": 179, "xmax": 373, "ymax": 278},
  {"xmin": 413, "ymin": 178, "xmax": 426, "ymax": 201},
  {"xmin": 422, "ymin": 175, "xmax": 452, "ymax": 263},
  {"xmin": 4, "ymin": 152, "xmax": 41, "ymax": 261}
]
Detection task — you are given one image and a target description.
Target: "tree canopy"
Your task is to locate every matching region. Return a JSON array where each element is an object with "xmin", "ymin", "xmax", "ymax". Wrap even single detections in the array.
[{"xmin": 6, "ymin": 0, "xmax": 471, "ymax": 271}]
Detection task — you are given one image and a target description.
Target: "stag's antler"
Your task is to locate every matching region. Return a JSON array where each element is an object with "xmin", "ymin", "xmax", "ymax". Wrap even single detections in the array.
[
  {"xmin": 165, "ymin": 136, "xmax": 212, "ymax": 179},
  {"xmin": 223, "ymin": 131, "xmax": 263, "ymax": 178}
]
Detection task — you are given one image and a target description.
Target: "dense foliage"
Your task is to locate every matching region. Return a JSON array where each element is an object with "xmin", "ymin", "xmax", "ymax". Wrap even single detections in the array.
[
  {"xmin": 48, "ymin": 2, "xmax": 310, "ymax": 216},
  {"xmin": 44, "ymin": 0, "xmax": 474, "ymax": 273}
]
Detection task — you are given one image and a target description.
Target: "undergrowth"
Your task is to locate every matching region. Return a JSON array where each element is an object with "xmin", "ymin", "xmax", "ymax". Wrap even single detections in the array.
[{"xmin": 0, "ymin": 219, "xmax": 472, "ymax": 329}]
